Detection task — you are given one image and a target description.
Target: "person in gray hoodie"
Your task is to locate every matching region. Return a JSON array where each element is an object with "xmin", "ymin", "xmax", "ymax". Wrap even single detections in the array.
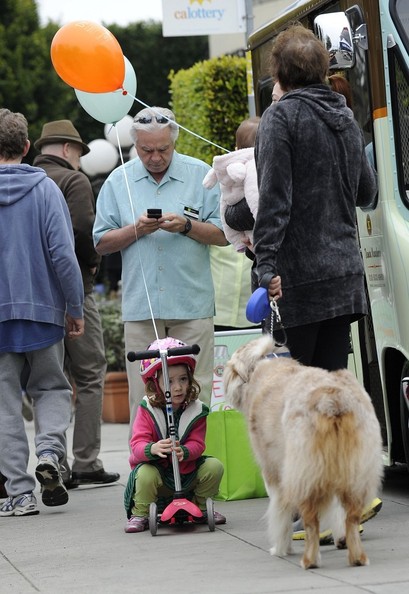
[
  {"xmin": 0, "ymin": 109, "xmax": 84, "ymax": 517},
  {"xmin": 254, "ymin": 24, "xmax": 378, "ymax": 371}
]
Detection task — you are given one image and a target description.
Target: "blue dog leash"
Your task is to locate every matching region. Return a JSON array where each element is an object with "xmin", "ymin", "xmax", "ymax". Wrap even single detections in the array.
[{"xmin": 245, "ymin": 287, "xmax": 289, "ymax": 351}]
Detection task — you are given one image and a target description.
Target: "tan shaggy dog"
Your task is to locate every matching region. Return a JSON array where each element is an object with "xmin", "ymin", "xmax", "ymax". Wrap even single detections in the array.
[{"xmin": 223, "ymin": 334, "xmax": 383, "ymax": 569}]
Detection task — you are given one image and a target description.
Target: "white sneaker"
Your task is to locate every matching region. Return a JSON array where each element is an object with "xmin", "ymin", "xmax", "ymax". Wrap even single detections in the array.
[
  {"xmin": 0, "ymin": 493, "xmax": 39, "ymax": 516},
  {"xmin": 35, "ymin": 452, "xmax": 68, "ymax": 507}
]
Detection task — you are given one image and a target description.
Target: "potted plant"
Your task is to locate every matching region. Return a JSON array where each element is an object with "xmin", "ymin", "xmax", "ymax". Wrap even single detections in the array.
[{"xmin": 99, "ymin": 298, "xmax": 130, "ymax": 423}]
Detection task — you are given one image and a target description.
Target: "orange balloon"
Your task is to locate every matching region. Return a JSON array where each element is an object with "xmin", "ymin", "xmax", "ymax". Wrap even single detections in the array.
[{"xmin": 51, "ymin": 21, "xmax": 125, "ymax": 93}]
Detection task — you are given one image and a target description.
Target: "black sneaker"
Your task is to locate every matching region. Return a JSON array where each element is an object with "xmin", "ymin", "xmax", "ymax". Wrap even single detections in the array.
[
  {"xmin": 0, "ymin": 472, "xmax": 7, "ymax": 499},
  {"xmin": 70, "ymin": 469, "xmax": 120, "ymax": 486}
]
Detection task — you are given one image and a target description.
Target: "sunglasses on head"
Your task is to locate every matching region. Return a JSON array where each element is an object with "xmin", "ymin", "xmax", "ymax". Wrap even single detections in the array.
[{"xmin": 134, "ymin": 116, "xmax": 170, "ymax": 124}]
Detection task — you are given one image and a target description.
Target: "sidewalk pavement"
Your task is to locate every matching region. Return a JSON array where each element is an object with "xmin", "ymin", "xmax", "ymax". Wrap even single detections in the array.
[{"xmin": 1, "ymin": 421, "xmax": 409, "ymax": 594}]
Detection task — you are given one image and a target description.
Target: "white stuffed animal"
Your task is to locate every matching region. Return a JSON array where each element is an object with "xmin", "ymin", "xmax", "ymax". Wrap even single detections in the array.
[{"xmin": 203, "ymin": 147, "xmax": 259, "ymax": 252}]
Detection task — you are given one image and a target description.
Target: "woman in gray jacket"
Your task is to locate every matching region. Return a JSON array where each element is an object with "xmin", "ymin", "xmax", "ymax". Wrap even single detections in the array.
[{"xmin": 254, "ymin": 24, "xmax": 377, "ymax": 371}]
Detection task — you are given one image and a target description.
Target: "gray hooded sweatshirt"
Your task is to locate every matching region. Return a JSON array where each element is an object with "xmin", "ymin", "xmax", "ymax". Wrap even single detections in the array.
[{"xmin": 254, "ymin": 84, "xmax": 377, "ymax": 328}]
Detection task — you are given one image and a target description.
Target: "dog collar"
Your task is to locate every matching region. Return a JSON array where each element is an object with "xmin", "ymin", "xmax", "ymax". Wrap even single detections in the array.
[{"xmin": 265, "ymin": 352, "xmax": 292, "ymax": 359}]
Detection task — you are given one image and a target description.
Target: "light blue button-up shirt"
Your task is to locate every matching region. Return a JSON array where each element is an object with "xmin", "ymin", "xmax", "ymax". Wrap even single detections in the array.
[{"xmin": 93, "ymin": 152, "xmax": 222, "ymax": 321}]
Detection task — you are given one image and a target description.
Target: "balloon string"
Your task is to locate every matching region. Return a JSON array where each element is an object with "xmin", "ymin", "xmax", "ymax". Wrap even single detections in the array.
[
  {"xmin": 129, "ymin": 95, "xmax": 230, "ymax": 154},
  {"xmin": 114, "ymin": 125, "xmax": 160, "ymax": 343}
]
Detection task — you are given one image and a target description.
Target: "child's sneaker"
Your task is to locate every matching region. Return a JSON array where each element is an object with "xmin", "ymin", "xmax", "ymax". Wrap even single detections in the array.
[
  {"xmin": 0, "ymin": 493, "xmax": 39, "ymax": 517},
  {"xmin": 194, "ymin": 510, "xmax": 227, "ymax": 525},
  {"xmin": 35, "ymin": 451, "xmax": 68, "ymax": 507},
  {"xmin": 124, "ymin": 516, "xmax": 148, "ymax": 533}
]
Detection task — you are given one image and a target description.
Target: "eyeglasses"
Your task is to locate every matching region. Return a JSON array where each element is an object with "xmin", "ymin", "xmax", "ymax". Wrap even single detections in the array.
[{"xmin": 134, "ymin": 116, "xmax": 170, "ymax": 124}]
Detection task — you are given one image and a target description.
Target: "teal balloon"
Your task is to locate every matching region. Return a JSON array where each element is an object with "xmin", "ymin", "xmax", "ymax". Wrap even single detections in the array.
[{"xmin": 75, "ymin": 56, "xmax": 136, "ymax": 124}]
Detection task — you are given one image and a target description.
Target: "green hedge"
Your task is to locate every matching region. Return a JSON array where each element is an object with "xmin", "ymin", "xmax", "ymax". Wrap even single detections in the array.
[{"xmin": 169, "ymin": 55, "xmax": 249, "ymax": 165}]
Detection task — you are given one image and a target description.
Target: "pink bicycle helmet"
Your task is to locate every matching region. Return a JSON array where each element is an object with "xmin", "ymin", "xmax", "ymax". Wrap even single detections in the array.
[{"xmin": 140, "ymin": 337, "xmax": 197, "ymax": 383}]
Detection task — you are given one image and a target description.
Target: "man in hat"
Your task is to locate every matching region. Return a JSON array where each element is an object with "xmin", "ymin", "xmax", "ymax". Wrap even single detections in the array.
[
  {"xmin": 0, "ymin": 108, "xmax": 84, "ymax": 515},
  {"xmin": 33, "ymin": 120, "xmax": 119, "ymax": 488}
]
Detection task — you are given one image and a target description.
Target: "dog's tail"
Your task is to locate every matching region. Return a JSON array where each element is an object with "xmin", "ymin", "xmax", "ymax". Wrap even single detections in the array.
[
  {"xmin": 285, "ymin": 384, "xmax": 367, "ymax": 502},
  {"xmin": 313, "ymin": 385, "xmax": 356, "ymax": 419},
  {"xmin": 309, "ymin": 386, "xmax": 364, "ymax": 486},
  {"xmin": 282, "ymin": 376, "xmax": 383, "ymax": 532}
]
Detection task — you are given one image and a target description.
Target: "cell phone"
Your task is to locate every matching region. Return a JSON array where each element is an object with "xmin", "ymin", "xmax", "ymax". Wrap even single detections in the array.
[{"xmin": 147, "ymin": 209, "xmax": 162, "ymax": 219}]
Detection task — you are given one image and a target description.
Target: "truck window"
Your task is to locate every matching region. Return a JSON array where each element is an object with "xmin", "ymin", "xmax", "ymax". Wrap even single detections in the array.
[
  {"xmin": 391, "ymin": 0, "xmax": 409, "ymax": 53},
  {"xmin": 389, "ymin": 45, "xmax": 409, "ymax": 204}
]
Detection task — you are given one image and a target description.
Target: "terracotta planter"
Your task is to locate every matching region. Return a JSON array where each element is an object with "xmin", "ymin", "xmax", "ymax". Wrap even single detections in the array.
[{"xmin": 102, "ymin": 371, "xmax": 130, "ymax": 423}]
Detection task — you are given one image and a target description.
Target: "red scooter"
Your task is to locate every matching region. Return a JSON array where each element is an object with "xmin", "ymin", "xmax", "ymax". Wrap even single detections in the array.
[{"xmin": 127, "ymin": 343, "xmax": 215, "ymax": 535}]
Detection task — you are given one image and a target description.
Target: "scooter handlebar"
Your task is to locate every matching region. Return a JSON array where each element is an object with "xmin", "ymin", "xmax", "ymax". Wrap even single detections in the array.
[{"xmin": 127, "ymin": 343, "xmax": 200, "ymax": 362}]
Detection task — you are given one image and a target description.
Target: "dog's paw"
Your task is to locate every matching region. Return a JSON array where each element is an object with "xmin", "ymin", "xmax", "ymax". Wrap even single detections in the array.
[
  {"xmin": 301, "ymin": 551, "xmax": 321, "ymax": 570},
  {"xmin": 349, "ymin": 553, "xmax": 369, "ymax": 567},
  {"xmin": 269, "ymin": 545, "xmax": 289, "ymax": 557},
  {"xmin": 301, "ymin": 558, "xmax": 320, "ymax": 570}
]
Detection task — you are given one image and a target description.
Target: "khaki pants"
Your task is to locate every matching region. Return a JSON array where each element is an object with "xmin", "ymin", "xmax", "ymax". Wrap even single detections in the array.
[{"xmin": 63, "ymin": 293, "xmax": 107, "ymax": 473}]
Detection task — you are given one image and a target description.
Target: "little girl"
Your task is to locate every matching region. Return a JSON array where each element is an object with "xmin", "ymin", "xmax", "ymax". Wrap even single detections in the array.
[{"xmin": 124, "ymin": 337, "xmax": 226, "ymax": 533}]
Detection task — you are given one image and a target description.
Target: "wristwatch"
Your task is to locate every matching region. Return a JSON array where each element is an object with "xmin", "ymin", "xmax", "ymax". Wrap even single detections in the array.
[{"xmin": 180, "ymin": 218, "xmax": 192, "ymax": 235}]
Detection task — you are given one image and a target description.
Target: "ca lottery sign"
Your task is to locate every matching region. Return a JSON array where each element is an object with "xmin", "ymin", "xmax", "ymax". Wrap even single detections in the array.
[{"xmin": 162, "ymin": 0, "xmax": 246, "ymax": 37}]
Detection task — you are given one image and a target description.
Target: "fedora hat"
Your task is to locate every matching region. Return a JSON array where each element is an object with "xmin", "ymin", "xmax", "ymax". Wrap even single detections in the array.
[{"xmin": 34, "ymin": 120, "xmax": 90, "ymax": 154}]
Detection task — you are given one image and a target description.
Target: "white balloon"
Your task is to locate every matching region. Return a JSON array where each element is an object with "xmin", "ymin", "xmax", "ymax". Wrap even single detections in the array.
[
  {"xmin": 104, "ymin": 114, "xmax": 134, "ymax": 148},
  {"xmin": 128, "ymin": 145, "xmax": 137, "ymax": 160},
  {"xmin": 80, "ymin": 139, "xmax": 119, "ymax": 177},
  {"xmin": 75, "ymin": 57, "xmax": 137, "ymax": 125}
]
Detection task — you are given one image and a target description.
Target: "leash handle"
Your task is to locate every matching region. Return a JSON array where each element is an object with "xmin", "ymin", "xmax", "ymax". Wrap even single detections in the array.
[{"xmin": 269, "ymin": 299, "xmax": 287, "ymax": 347}]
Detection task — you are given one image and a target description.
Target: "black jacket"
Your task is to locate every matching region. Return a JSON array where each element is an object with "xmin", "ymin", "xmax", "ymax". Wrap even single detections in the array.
[
  {"xmin": 33, "ymin": 155, "xmax": 100, "ymax": 294},
  {"xmin": 254, "ymin": 85, "xmax": 377, "ymax": 328}
]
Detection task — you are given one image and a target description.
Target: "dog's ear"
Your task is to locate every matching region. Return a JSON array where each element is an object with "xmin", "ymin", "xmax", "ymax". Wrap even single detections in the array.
[
  {"xmin": 229, "ymin": 334, "xmax": 275, "ymax": 381},
  {"xmin": 223, "ymin": 352, "xmax": 249, "ymax": 410}
]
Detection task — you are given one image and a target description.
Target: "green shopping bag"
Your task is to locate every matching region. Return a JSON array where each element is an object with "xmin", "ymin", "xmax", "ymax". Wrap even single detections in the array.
[{"xmin": 204, "ymin": 409, "xmax": 267, "ymax": 501}]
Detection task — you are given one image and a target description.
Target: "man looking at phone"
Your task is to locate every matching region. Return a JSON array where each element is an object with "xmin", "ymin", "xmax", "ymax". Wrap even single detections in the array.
[{"xmin": 93, "ymin": 107, "xmax": 227, "ymax": 427}]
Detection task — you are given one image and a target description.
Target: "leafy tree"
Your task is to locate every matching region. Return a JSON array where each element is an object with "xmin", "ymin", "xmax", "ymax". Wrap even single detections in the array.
[
  {"xmin": 0, "ymin": 1, "xmax": 80, "ymax": 161},
  {"xmin": 170, "ymin": 56, "xmax": 248, "ymax": 164}
]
